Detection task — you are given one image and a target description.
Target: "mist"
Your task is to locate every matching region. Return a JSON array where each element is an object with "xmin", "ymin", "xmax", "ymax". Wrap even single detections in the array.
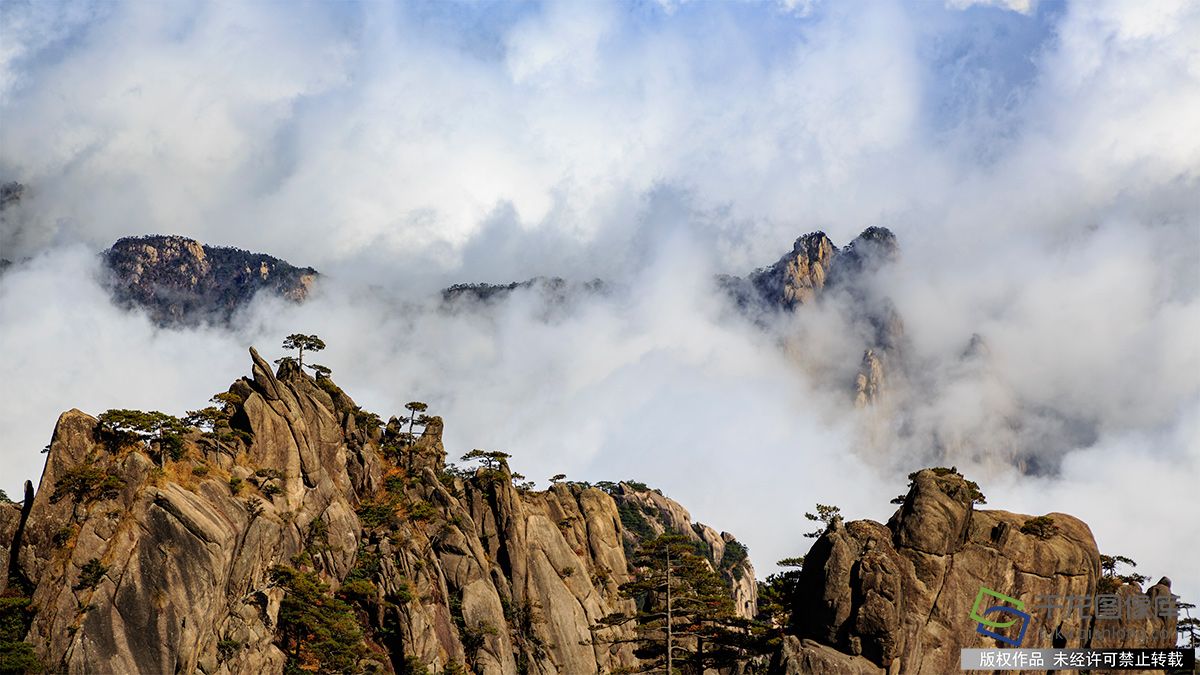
[{"xmin": 1, "ymin": 0, "xmax": 1198, "ymax": 605}]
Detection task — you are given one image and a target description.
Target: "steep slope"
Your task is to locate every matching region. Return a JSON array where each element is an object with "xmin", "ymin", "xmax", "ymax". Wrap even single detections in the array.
[
  {"xmin": 0, "ymin": 349, "xmax": 755, "ymax": 674},
  {"xmin": 103, "ymin": 235, "xmax": 318, "ymax": 326}
]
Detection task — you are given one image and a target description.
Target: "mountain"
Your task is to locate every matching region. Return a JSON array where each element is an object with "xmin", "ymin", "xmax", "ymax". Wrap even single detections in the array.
[
  {"xmin": 0, "ymin": 349, "xmax": 755, "ymax": 674},
  {"xmin": 720, "ymin": 227, "xmax": 905, "ymax": 407},
  {"xmin": 103, "ymin": 235, "xmax": 318, "ymax": 327}
]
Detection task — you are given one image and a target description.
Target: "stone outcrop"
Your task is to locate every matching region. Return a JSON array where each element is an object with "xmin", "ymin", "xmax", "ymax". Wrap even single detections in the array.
[
  {"xmin": 783, "ymin": 468, "xmax": 1179, "ymax": 674},
  {"xmin": 0, "ymin": 349, "xmax": 756, "ymax": 674},
  {"xmin": 103, "ymin": 235, "xmax": 317, "ymax": 326}
]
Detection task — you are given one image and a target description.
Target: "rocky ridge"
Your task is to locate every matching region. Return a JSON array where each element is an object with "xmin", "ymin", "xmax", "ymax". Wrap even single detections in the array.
[
  {"xmin": 0, "ymin": 349, "xmax": 756, "ymax": 674},
  {"xmin": 103, "ymin": 235, "xmax": 318, "ymax": 327}
]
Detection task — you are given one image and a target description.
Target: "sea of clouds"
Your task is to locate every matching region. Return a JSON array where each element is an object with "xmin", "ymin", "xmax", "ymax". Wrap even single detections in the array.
[{"xmin": 1, "ymin": 0, "xmax": 1197, "ymax": 602}]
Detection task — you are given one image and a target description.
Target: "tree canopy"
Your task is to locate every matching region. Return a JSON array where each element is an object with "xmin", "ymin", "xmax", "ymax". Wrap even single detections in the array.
[{"xmin": 281, "ymin": 333, "xmax": 325, "ymax": 368}]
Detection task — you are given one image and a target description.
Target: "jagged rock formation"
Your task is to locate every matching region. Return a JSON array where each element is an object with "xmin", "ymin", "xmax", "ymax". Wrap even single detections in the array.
[
  {"xmin": 731, "ymin": 227, "xmax": 898, "ymax": 314},
  {"xmin": 747, "ymin": 231, "xmax": 838, "ymax": 310},
  {"xmin": 722, "ymin": 227, "xmax": 905, "ymax": 406},
  {"xmin": 778, "ymin": 468, "xmax": 1179, "ymax": 674},
  {"xmin": 0, "ymin": 349, "xmax": 755, "ymax": 674},
  {"xmin": 102, "ymin": 235, "xmax": 318, "ymax": 326}
]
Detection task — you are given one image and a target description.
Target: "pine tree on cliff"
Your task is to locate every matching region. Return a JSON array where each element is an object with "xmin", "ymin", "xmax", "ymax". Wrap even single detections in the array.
[
  {"xmin": 280, "ymin": 333, "xmax": 325, "ymax": 369},
  {"xmin": 593, "ymin": 533, "xmax": 766, "ymax": 674}
]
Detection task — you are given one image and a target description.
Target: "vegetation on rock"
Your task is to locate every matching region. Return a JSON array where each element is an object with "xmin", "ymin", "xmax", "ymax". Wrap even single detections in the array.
[{"xmin": 594, "ymin": 533, "xmax": 768, "ymax": 674}]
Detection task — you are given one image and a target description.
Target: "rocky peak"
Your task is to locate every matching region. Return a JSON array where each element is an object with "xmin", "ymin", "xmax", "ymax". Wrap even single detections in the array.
[
  {"xmin": 103, "ymin": 235, "xmax": 317, "ymax": 327},
  {"xmin": 739, "ymin": 227, "xmax": 898, "ymax": 313},
  {"xmin": 827, "ymin": 226, "xmax": 899, "ymax": 288},
  {"xmin": 0, "ymin": 348, "xmax": 760, "ymax": 674},
  {"xmin": 748, "ymin": 231, "xmax": 838, "ymax": 310}
]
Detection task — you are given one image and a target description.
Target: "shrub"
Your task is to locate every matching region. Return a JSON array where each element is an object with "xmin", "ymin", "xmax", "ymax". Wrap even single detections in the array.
[
  {"xmin": 720, "ymin": 540, "xmax": 750, "ymax": 580},
  {"xmin": 262, "ymin": 483, "xmax": 282, "ymax": 497},
  {"xmin": 804, "ymin": 504, "xmax": 842, "ymax": 538},
  {"xmin": 1020, "ymin": 516, "xmax": 1059, "ymax": 539},
  {"xmin": 617, "ymin": 502, "xmax": 654, "ymax": 540},
  {"xmin": 560, "ymin": 566, "xmax": 575, "ymax": 578},
  {"xmin": 229, "ymin": 477, "xmax": 243, "ymax": 494},
  {"xmin": 52, "ymin": 527, "xmax": 74, "ymax": 547},
  {"xmin": 408, "ymin": 500, "xmax": 437, "ymax": 522},
  {"xmin": 390, "ymin": 580, "xmax": 414, "ymax": 605},
  {"xmin": 191, "ymin": 465, "xmax": 210, "ymax": 477},
  {"xmin": 52, "ymin": 466, "xmax": 125, "ymax": 504},
  {"xmin": 916, "ymin": 467, "xmax": 987, "ymax": 505},
  {"xmin": 0, "ymin": 594, "xmax": 42, "ymax": 673},
  {"xmin": 354, "ymin": 408, "xmax": 383, "ymax": 433},
  {"xmin": 357, "ymin": 500, "xmax": 396, "ymax": 529},
  {"xmin": 383, "ymin": 473, "xmax": 406, "ymax": 494},
  {"xmin": 338, "ymin": 578, "xmax": 377, "ymax": 602},
  {"xmin": 245, "ymin": 497, "xmax": 264, "ymax": 519},
  {"xmin": 217, "ymin": 638, "xmax": 242, "ymax": 661},
  {"xmin": 74, "ymin": 558, "xmax": 107, "ymax": 591},
  {"xmin": 269, "ymin": 565, "xmax": 367, "ymax": 673}
]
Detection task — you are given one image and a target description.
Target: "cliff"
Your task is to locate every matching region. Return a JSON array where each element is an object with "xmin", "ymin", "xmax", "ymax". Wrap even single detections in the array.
[
  {"xmin": 102, "ymin": 235, "xmax": 318, "ymax": 326},
  {"xmin": 0, "ymin": 349, "xmax": 755, "ymax": 674}
]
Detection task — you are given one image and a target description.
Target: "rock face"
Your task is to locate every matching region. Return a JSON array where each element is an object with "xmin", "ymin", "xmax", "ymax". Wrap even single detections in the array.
[
  {"xmin": 781, "ymin": 469, "xmax": 1179, "ymax": 674},
  {"xmin": 103, "ymin": 235, "xmax": 317, "ymax": 326},
  {"xmin": 0, "ymin": 349, "xmax": 755, "ymax": 674}
]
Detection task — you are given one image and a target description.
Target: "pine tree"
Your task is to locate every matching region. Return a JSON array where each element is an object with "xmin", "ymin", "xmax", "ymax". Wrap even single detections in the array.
[
  {"xmin": 594, "ymin": 533, "xmax": 766, "ymax": 673},
  {"xmin": 281, "ymin": 333, "xmax": 325, "ymax": 369}
]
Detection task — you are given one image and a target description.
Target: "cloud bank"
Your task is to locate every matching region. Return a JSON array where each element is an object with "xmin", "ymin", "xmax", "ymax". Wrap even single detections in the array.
[{"xmin": 1, "ymin": 0, "xmax": 1198, "ymax": 601}]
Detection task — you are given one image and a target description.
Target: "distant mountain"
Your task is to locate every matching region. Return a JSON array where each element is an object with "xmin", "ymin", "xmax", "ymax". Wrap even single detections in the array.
[
  {"xmin": 720, "ymin": 227, "xmax": 905, "ymax": 407},
  {"xmin": 102, "ymin": 235, "xmax": 318, "ymax": 327}
]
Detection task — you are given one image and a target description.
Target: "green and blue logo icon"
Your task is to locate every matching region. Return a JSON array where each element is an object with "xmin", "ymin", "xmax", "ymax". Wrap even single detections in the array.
[{"xmin": 970, "ymin": 586, "xmax": 1031, "ymax": 647}]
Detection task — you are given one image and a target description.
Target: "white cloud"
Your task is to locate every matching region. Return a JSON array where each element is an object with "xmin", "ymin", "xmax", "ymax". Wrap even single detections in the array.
[{"xmin": 0, "ymin": 0, "xmax": 1198, "ymax": 605}]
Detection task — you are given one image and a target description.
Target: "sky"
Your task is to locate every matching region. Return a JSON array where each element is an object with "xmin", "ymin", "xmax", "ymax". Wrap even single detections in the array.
[{"xmin": 1, "ymin": 0, "xmax": 1198, "ymax": 606}]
